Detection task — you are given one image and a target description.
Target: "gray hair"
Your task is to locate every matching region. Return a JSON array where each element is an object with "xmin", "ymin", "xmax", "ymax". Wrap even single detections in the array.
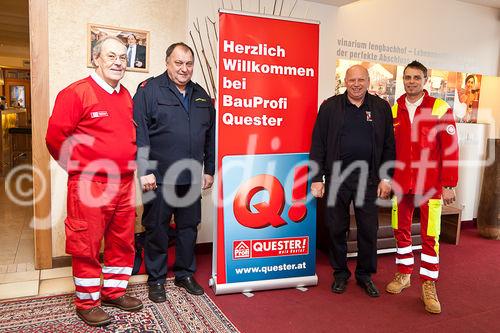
[{"xmin": 92, "ymin": 36, "xmax": 126, "ymax": 64}]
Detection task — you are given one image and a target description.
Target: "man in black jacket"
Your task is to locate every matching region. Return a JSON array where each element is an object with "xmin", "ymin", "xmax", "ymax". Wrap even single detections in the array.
[
  {"xmin": 133, "ymin": 42, "xmax": 215, "ymax": 302},
  {"xmin": 310, "ymin": 65, "xmax": 395, "ymax": 297}
]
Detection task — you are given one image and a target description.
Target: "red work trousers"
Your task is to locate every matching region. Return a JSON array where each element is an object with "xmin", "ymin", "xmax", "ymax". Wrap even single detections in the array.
[
  {"xmin": 65, "ymin": 175, "xmax": 135, "ymax": 310},
  {"xmin": 392, "ymin": 194, "xmax": 442, "ymax": 281}
]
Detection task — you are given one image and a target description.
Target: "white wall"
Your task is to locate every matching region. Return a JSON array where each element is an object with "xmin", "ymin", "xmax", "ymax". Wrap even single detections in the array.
[
  {"xmin": 334, "ymin": 0, "xmax": 499, "ymax": 75},
  {"xmin": 48, "ymin": 0, "xmax": 187, "ymax": 256}
]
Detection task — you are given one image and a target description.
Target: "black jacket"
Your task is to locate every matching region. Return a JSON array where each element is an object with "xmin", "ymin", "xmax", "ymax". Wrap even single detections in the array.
[
  {"xmin": 132, "ymin": 45, "xmax": 146, "ymax": 68},
  {"xmin": 133, "ymin": 72, "xmax": 215, "ymax": 185},
  {"xmin": 309, "ymin": 92, "xmax": 395, "ymax": 183}
]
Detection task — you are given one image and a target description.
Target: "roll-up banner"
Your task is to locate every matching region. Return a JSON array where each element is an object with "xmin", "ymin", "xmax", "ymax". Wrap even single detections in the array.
[{"xmin": 211, "ymin": 10, "xmax": 319, "ymax": 295}]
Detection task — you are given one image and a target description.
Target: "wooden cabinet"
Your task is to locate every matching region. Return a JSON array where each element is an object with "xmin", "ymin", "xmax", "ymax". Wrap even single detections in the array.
[{"xmin": 477, "ymin": 139, "xmax": 500, "ymax": 239}]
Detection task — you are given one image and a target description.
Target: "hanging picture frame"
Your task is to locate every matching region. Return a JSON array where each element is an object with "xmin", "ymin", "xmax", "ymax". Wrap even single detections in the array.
[{"xmin": 87, "ymin": 23, "xmax": 150, "ymax": 73}]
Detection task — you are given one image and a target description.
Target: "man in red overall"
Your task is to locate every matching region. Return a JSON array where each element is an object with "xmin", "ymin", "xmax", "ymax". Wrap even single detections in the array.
[
  {"xmin": 386, "ymin": 61, "xmax": 459, "ymax": 314},
  {"xmin": 46, "ymin": 36, "xmax": 142, "ymax": 326}
]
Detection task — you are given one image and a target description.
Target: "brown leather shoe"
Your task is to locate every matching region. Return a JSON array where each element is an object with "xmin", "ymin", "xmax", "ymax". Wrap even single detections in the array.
[
  {"xmin": 102, "ymin": 294, "xmax": 143, "ymax": 312},
  {"xmin": 76, "ymin": 306, "xmax": 111, "ymax": 327}
]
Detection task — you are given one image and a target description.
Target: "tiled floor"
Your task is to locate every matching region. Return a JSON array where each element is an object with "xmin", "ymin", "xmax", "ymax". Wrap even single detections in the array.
[
  {"xmin": 0, "ymin": 174, "xmax": 35, "ymax": 269},
  {"xmin": 0, "ymin": 264, "xmax": 149, "ymax": 300},
  {"xmin": 0, "ymin": 173, "xmax": 37, "ymax": 300}
]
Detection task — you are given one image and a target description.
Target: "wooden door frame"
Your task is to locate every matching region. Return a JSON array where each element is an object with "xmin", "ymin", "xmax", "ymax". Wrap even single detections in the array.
[{"xmin": 29, "ymin": 0, "xmax": 52, "ymax": 269}]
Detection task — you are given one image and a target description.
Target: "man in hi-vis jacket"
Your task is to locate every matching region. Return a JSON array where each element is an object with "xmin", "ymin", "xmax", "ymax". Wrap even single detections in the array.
[{"xmin": 386, "ymin": 61, "xmax": 459, "ymax": 314}]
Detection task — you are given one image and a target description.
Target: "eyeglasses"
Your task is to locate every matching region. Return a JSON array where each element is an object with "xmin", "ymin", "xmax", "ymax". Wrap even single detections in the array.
[{"xmin": 102, "ymin": 53, "xmax": 127, "ymax": 63}]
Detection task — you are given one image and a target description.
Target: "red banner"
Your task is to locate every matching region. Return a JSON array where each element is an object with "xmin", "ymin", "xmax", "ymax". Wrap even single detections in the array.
[
  {"xmin": 214, "ymin": 11, "xmax": 319, "ymax": 291},
  {"xmin": 217, "ymin": 14, "xmax": 318, "ymax": 157}
]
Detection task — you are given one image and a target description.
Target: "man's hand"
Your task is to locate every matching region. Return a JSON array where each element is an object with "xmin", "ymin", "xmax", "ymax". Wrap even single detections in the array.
[
  {"xmin": 311, "ymin": 182, "xmax": 325, "ymax": 198},
  {"xmin": 442, "ymin": 187, "xmax": 456, "ymax": 206},
  {"xmin": 377, "ymin": 180, "xmax": 391, "ymax": 199},
  {"xmin": 202, "ymin": 174, "xmax": 214, "ymax": 190},
  {"xmin": 140, "ymin": 173, "xmax": 157, "ymax": 192}
]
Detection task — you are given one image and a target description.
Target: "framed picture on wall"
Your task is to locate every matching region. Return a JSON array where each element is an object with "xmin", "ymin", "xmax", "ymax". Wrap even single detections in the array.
[
  {"xmin": 87, "ymin": 23, "xmax": 150, "ymax": 73},
  {"xmin": 10, "ymin": 85, "xmax": 26, "ymax": 108}
]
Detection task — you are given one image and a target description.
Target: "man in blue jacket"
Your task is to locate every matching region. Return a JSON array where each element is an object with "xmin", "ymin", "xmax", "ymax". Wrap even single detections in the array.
[{"xmin": 133, "ymin": 42, "xmax": 215, "ymax": 302}]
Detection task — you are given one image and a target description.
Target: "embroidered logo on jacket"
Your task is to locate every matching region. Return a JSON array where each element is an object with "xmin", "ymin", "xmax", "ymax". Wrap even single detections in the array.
[
  {"xmin": 365, "ymin": 111, "xmax": 372, "ymax": 122},
  {"xmin": 90, "ymin": 111, "xmax": 109, "ymax": 119},
  {"xmin": 195, "ymin": 98, "xmax": 207, "ymax": 102}
]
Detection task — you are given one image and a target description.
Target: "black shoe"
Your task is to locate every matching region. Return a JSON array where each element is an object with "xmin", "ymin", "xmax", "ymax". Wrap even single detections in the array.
[
  {"xmin": 174, "ymin": 276, "xmax": 204, "ymax": 295},
  {"xmin": 331, "ymin": 278, "xmax": 348, "ymax": 294},
  {"xmin": 357, "ymin": 279, "xmax": 380, "ymax": 297},
  {"xmin": 148, "ymin": 283, "xmax": 166, "ymax": 303}
]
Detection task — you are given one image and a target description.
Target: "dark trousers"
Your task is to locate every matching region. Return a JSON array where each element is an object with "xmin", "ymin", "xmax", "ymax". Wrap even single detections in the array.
[
  {"xmin": 142, "ymin": 184, "xmax": 201, "ymax": 285},
  {"xmin": 325, "ymin": 181, "xmax": 378, "ymax": 282}
]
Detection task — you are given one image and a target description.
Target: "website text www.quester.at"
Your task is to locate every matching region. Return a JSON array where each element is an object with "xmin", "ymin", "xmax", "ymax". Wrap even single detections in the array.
[{"xmin": 235, "ymin": 262, "xmax": 307, "ymax": 275}]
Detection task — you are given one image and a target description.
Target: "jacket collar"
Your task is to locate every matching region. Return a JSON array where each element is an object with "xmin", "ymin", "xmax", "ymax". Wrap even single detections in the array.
[
  {"xmin": 396, "ymin": 89, "xmax": 430, "ymax": 108},
  {"xmin": 343, "ymin": 91, "xmax": 371, "ymax": 109},
  {"xmin": 159, "ymin": 71, "xmax": 194, "ymax": 92},
  {"xmin": 90, "ymin": 72, "xmax": 121, "ymax": 94}
]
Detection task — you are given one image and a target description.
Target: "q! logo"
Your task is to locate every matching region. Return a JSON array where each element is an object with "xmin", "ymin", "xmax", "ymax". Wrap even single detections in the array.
[{"xmin": 233, "ymin": 166, "xmax": 309, "ymax": 229}]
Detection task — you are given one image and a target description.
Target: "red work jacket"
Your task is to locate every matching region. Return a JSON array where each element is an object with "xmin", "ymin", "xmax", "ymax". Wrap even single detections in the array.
[{"xmin": 392, "ymin": 90, "xmax": 459, "ymax": 195}]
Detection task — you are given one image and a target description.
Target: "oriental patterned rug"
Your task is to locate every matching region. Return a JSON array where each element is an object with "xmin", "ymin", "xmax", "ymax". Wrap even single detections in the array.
[{"xmin": 0, "ymin": 280, "xmax": 239, "ymax": 333}]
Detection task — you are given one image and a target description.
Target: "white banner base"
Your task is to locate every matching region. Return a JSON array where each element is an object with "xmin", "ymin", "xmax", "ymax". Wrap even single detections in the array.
[{"xmin": 210, "ymin": 275, "xmax": 318, "ymax": 295}]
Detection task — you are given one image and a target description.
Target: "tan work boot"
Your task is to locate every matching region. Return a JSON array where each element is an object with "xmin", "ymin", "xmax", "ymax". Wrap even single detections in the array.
[
  {"xmin": 386, "ymin": 272, "xmax": 411, "ymax": 294},
  {"xmin": 422, "ymin": 280, "xmax": 441, "ymax": 314}
]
